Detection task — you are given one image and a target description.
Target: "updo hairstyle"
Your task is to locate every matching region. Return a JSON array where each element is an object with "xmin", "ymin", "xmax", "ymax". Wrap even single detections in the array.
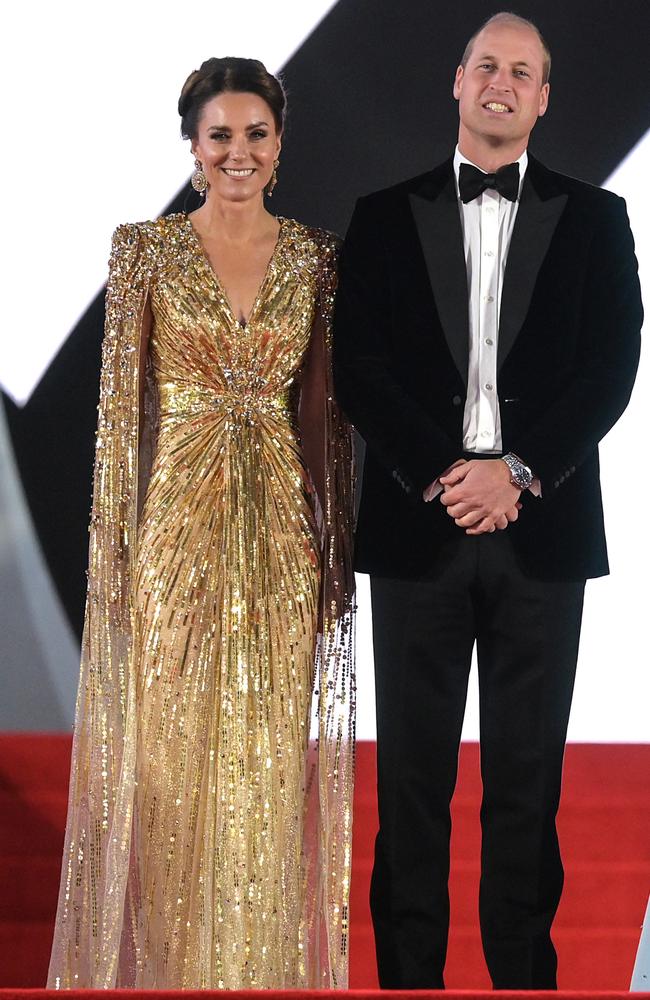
[{"xmin": 178, "ymin": 57, "xmax": 286, "ymax": 140}]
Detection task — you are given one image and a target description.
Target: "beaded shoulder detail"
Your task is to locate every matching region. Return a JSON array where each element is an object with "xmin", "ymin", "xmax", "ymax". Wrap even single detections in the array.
[{"xmin": 105, "ymin": 216, "xmax": 331, "ymax": 303}]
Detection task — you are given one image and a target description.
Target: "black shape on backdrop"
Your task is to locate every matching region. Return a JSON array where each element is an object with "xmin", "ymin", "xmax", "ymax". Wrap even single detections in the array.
[
  {"xmin": 4, "ymin": 0, "xmax": 650, "ymax": 638},
  {"xmin": 272, "ymin": 0, "xmax": 650, "ymax": 232}
]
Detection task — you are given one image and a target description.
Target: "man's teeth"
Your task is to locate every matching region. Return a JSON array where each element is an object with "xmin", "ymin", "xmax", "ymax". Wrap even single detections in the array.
[
  {"xmin": 485, "ymin": 102, "xmax": 511, "ymax": 113},
  {"xmin": 224, "ymin": 168, "xmax": 254, "ymax": 176}
]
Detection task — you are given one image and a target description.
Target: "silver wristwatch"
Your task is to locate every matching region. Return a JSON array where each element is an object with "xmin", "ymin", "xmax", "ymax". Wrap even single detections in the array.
[{"xmin": 501, "ymin": 452, "xmax": 533, "ymax": 490}]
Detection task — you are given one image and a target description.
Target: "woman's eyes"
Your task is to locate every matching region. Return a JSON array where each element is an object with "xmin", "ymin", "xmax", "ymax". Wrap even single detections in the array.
[{"xmin": 209, "ymin": 130, "xmax": 269, "ymax": 141}]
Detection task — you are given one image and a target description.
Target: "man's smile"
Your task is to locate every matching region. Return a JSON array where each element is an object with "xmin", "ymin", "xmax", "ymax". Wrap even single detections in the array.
[{"xmin": 483, "ymin": 101, "xmax": 513, "ymax": 113}]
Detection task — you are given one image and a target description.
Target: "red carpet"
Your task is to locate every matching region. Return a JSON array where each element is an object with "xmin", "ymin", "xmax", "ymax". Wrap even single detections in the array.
[
  {"xmin": 0, "ymin": 737, "xmax": 648, "ymax": 991},
  {"xmin": 0, "ymin": 991, "xmax": 648, "ymax": 1000}
]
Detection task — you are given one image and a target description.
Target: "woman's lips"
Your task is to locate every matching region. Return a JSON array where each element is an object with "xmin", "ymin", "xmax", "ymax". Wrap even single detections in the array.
[{"xmin": 222, "ymin": 167, "xmax": 255, "ymax": 177}]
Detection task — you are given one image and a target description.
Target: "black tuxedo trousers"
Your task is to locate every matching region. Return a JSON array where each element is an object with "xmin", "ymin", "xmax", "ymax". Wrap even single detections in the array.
[{"xmin": 370, "ymin": 533, "xmax": 584, "ymax": 989}]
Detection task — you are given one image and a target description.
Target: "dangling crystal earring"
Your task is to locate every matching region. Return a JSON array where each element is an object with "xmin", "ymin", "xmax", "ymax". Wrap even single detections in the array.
[
  {"xmin": 267, "ymin": 159, "xmax": 279, "ymax": 197},
  {"xmin": 191, "ymin": 158, "xmax": 208, "ymax": 195}
]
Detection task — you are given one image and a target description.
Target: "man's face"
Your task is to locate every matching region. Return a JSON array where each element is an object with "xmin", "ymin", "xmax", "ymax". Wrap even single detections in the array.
[{"xmin": 453, "ymin": 22, "xmax": 549, "ymax": 151}]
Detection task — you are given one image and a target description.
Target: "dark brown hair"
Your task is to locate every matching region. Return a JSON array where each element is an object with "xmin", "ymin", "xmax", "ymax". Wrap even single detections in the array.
[
  {"xmin": 461, "ymin": 12, "xmax": 551, "ymax": 86},
  {"xmin": 178, "ymin": 57, "xmax": 286, "ymax": 140}
]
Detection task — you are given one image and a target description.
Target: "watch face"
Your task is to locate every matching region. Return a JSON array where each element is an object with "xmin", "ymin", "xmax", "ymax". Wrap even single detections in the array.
[
  {"xmin": 504, "ymin": 454, "xmax": 532, "ymax": 489},
  {"xmin": 514, "ymin": 461, "xmax": 533, "ymax": 488}
]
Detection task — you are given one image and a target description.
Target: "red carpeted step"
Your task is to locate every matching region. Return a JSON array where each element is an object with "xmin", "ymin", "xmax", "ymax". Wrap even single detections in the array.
[
  {"xmin": 0, "ymin": 858, "xmax": 62, "ymax": 921},
  {"xmin": 0, "ymin": 736, "xmax": 648, "ymax": 991},
  {"xmin": 0, "ymin": 921, "xmax": 56, "ymax": 990}
]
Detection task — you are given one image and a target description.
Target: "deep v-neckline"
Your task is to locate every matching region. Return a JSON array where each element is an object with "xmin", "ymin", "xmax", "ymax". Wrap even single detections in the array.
[{"xmin": 185, "ymin": 214, "xmax": 285, "ymax": 329}]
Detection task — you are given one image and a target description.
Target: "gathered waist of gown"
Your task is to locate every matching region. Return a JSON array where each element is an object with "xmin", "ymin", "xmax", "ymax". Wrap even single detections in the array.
[{"xmin": 157, "ymin": 379, "xmax": 294, "ymax": 423}]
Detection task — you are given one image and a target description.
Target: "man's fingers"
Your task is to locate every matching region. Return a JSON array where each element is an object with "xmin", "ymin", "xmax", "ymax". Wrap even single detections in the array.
[
  {"xmin": 440, "ymin": 491, "xmax": 471, "ymax": 509},
  {"xmin": 447, "ymin": 503, "xmax": 480, "ymax": 520},
  {"xmin": 440, "ymin": 462, "xmax": 472, "ymax": 486},
  {"xmin": 440, "ymin": 486, "xmax": 474, "ymax": 505},
  {"xmin": 465, "ymin": 516, "xmax": 497, "ymax": 535},
  {"xmin": 454, "ymin": 510, "xmax": 487, "ymax": 527}
]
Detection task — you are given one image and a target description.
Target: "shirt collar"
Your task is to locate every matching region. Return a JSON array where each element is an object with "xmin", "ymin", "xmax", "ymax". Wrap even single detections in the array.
[{"xmin": 453, "ymin": 145, "xmax": 528, "ymax": 201}]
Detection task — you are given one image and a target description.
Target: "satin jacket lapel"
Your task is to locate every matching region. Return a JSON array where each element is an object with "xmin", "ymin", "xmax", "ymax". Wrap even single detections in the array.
[
  {"xmin": 409, "ymin": 166, "xmax": 470, "ymax": 385},
  {"xmin": 498, "ymin": 161, "xmax": 568, "ymax": 368}
]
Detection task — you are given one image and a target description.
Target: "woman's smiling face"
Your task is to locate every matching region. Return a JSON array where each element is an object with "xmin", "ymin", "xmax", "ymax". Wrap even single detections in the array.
[{"xmin": 191, "ymin": 91, "xmax": 281, "ymax": 203}]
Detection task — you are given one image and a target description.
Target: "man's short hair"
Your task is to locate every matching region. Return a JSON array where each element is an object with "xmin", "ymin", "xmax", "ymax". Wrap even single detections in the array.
[{"xmin": 460, "ymin": 12, "xmax": 551, "ymax": 86}]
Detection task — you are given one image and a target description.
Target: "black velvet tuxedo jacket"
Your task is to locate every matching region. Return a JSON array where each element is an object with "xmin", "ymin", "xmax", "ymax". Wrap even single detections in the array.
[{"xmin": 333, "ymin": 156, "xmax": 642, "ymax": 581}]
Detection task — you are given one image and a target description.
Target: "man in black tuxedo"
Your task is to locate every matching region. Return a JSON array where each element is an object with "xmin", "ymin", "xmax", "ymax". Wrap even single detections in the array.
[{"xmin": 333, "ymin": 12, "xmax": 642, "ymax": 991}]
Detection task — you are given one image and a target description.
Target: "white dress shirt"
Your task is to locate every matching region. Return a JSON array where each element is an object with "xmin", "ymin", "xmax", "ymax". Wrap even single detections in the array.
[
  {"xmin": 423, "ymin": 147, "xmax": 539, "ymax": 502},
  {"xmin": 454, "ymin": 145, "xmax": 528, "ymax": 453}
]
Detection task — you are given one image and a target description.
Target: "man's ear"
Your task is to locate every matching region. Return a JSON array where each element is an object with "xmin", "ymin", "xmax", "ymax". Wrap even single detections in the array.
[
  {"xmin": 453, "ymin": 65, "xmax": 464, "ymax": 101},
  {"xmin": 538, "ymin": 82, "xmax": 550, "ymax": 118}
]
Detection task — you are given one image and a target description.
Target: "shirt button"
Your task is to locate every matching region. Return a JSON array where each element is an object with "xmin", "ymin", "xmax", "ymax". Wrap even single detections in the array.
[
  {"xmin": 485, "ymin": 206, "xmax": 495, "ymax": 215},
  {"xmin": 485, "ymin": 338, "xmax": 494, "ymax": 346},
  {"xmin": 452, "ymin": 394, "xmax": 462, "ymax": 406},
  {"xmin": 481, "ymin": 430, "xmax": 490, "ymax": 438},
  {"xmin": 485, "ymin": 383, "xmax": 493, "ymax": 391},
  {"xmin": 484, "ymin": 250, "xmax": 494, "ymax": 257},
  {"xmin": 484, "ymin": 295, "xmax": 494, "ymax": 303}
]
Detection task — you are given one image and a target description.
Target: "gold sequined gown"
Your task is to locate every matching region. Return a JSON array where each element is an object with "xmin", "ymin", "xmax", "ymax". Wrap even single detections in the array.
[{"xmin": 48, "ymin": 215, "xmax": 355, "ymax": 990}]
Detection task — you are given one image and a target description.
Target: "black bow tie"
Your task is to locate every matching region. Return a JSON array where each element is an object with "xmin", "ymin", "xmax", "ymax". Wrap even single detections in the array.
[{"xmin": 458, "ymin": 161, "xmax": 520, "ymax": 203}]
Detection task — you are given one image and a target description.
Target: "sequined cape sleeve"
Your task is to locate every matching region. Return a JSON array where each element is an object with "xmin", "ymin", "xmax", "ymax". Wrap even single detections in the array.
[
  {"xmin": 300, "ymin": 230, "xmax": 357, "ymax": 988},
  {"xmin": 48, "ymin": 223, "xmax": 150, "ymax": 988}
]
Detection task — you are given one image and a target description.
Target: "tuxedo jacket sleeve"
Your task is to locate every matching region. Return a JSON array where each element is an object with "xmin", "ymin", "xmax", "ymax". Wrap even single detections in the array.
[
  {"xmin": 507, "ymin": 192, "xmax": 641, "ymax": 494},
  {"xmin": 332, "ymin": 157, "xmax": 642, "ymax": 580}
]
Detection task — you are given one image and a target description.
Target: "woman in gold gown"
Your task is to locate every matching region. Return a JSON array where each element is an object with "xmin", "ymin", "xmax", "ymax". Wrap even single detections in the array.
[{"xmin": 48, "ymin": 58, "xmax": 355, "ymax": 991}]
